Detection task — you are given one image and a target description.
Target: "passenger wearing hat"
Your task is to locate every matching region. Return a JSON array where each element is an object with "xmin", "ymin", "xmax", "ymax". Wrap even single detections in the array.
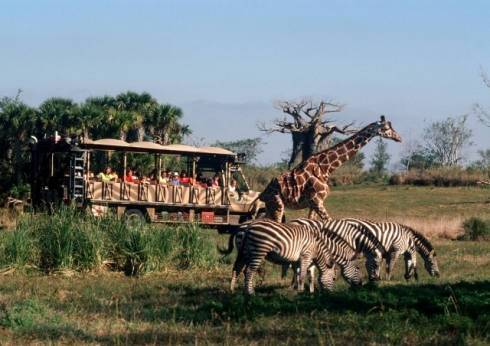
[{"xmin": 171, "ymin": 171, "xmax": 180, "ymax": 185}]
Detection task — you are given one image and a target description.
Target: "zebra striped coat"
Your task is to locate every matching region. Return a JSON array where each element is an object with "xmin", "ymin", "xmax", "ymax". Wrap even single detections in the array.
[
  {"xmin": 288, "ymin": 218, "xmax": 385, "ymax": 281},
  {"xmin": 343, "ymin": 218, "xmax": 418, "ymax": 280},
  {"xmin": 401, "ymin": 224, "xmax": 440, "ymax": 279},
  {"xmin": 219, "ymin": 219, "xmax": 340, "ymax": 295}
]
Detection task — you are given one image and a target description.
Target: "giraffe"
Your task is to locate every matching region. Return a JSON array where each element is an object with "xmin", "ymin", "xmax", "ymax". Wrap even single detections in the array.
[{"xmin": 258, "ymin": 115, "xmax": 402, "ymax": 222}]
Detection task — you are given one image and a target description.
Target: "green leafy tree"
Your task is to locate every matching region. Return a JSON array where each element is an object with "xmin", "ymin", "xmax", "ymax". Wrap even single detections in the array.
[
  {"xmin": 213, "ymin": 138, "xmax": 264, "ymax": 163},
  {"xmin": 369, "ymin": 137, "xmax": 391, "ymax": 176}
]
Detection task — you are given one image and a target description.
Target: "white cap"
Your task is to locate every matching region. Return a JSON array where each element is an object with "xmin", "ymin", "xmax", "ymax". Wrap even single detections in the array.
[{"xmin": 174, "ymin": 172, "xmax": 179, "ymax": 176}]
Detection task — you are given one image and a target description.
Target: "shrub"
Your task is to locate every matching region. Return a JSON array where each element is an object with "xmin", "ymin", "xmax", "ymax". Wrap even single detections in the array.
[
  {"xmin": 458, "ymin": 217, "xmax": 490, "ymax": 241},
  {"xmin": 173, "ymin": 223, "xmax": 217, "ymax": 270},
  {"xmin": 0, "ymin": 205, "xmax": 220, "ymax": 274}
]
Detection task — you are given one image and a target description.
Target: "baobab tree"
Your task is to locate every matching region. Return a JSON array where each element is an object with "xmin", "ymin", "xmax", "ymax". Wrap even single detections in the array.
[{"xmin": 258, "ymin": 98, "xmax": 355, "ymax": 168}]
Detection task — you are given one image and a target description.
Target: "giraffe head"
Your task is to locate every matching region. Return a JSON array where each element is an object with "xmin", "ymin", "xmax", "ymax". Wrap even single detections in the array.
[{"xmin": 373, "ymin": 115, "xmax": 402, "ymax": 142}]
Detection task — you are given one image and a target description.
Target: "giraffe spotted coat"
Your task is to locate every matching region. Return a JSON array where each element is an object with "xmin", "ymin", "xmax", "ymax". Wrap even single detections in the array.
[{"xmin": 259, "ymin": 116, "xmax": 402, "ymax": 222}]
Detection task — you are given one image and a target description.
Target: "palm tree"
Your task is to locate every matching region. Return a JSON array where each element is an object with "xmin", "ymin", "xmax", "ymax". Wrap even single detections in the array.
[
  {"xmin": 146, "ymin": 104, "xmax": 183, "ymax": 145},
  {"xmin": 37, "ymin": 97, "xmax": 80, "ymax": 138},
  {"xmin": 111, "ymin": 110, "xmax": 142, "ymax": 142},
  {"xmin": 3, "ymin": 102, "xmax": 36, "ymax": 183},
  {"xmin": 82, "ymin": 96, "xmax": 117, "ymax": 139},
  {"xmin": 115, "ymin": 91, "xmax": 157, "ymax": 142}
]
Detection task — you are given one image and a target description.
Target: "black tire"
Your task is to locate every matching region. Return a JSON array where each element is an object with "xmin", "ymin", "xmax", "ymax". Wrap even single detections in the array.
[{"xmin": 124, "ymin": 209, "xmax": 146, "ymax": 229}]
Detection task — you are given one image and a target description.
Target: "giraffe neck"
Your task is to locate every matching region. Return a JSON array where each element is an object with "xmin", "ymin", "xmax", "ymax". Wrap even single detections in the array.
[{"xmin": 311, "ymin": 123, "xmax": 377, "ymax": 177}]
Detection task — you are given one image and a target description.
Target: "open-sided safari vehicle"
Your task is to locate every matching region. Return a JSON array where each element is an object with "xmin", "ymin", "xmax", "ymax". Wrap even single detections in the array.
[{"xmin": 28, "ymin": 133, "xmax": 265, "ymax": 233}]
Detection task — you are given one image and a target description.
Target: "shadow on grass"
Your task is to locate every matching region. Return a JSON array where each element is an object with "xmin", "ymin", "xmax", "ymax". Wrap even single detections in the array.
[{"xmin": 193, "ymin": 280, "xmax": 490, "ymax": 322}]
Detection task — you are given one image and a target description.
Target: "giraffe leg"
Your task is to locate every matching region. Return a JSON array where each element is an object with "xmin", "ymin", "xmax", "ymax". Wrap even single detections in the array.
[
  {"xmin": 308, "ymin": 197, "xmax": 331, "ymax": 221},
  {"xmin": 266, "ymin": 194, "xmax": 285, "ymax": 223}
]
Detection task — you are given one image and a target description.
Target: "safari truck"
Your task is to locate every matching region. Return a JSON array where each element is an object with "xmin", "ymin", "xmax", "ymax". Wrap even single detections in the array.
[{"xmin": 28, "ymin": 133, "xmax": 265, "ymax": 233}]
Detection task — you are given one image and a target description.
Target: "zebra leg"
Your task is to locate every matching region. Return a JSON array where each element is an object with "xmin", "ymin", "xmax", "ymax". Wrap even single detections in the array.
[
  {"xmin": 386, "ymin": 251, "xmax": 399, "ymax": 280},
  {"xmin": 243, "ymin": 266, "xmax": 257, "ymax": 295},
  {"xmin": 404, "ymin": 250, "xmax": 417, "ymax": 281},
  {"xmin": 243, "ymin": 256, "xmax": 263, "ymax": 295},
  {"xmin": 308, "ymin": 265, "xmax": 316, "ymax": 293},
  {"xmin": 230, "ymin": 248, "xmax": 247, "ymax": 292},
  {"xmin": 297, "ymin": 256, "xmax": 312, "ymax": 293}
]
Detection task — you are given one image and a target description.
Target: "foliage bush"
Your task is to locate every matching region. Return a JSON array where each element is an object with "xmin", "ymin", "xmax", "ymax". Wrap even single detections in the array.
[
  {"xmin": 459, "ymin": 217, "xmax": 490, "ymax": 241},
  {"xmin": 0, "ymin": 205, "xmax": 218, "ymax": 275},
  {"xmin": 389, "ymin": 168, "xmax": 486, "ymax": 187}
]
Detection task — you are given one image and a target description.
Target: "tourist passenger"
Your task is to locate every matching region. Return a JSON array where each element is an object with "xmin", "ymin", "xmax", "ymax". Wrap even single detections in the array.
[
  {"xmin": 171, "ymin": 172, "xmax": 181, "ymax": 185},
  {"xmin": 125, "ymin": 169, "xmax": 134, "ymax": 183},
  {"xmin": 207, "ymin": 173, "xmax": 220, "ymax": 187},
  {"xmin": 160, "ymin": 171, "xmax": 169, "ymax": 183},
  {"xmin": 179, "ymin": 170, "xmax": 191, "ymax": 185},
  {"xmin": 97, "ymin": 167, "xmax": 115, "ymax": 182},
  {"xmin": 228, "ymin": 179, "xmax": 237, "ymax": 192}
]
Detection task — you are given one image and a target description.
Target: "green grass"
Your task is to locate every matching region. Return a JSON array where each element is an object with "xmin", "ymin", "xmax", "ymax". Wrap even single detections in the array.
[{"xmin": 0, "ymin": 184, "xmax": 489, "ymax": 344}]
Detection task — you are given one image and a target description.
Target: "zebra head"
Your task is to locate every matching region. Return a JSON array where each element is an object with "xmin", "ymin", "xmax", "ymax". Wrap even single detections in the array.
[
  {"xmin": 340, "ymin": 260, "xmax": 363, "ymax": 287},
  {"xmin": 424, "ymin": 250, "xmax": 440, "ymax": 277}
]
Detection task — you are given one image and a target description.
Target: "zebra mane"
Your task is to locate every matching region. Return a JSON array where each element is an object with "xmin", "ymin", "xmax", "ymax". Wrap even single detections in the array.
[{"xmin": 402, "ymin": 224, "xmax": 436, "ymax": 256}]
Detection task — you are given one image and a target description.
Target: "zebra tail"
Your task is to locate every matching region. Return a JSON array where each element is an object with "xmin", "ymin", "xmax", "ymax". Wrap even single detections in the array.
[{"xmin": 217, "ymin": 232, "xmax": 236, "ymax": 256}]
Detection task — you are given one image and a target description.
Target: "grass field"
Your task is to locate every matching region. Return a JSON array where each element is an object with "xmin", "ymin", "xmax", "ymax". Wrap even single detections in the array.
[{"xmin": 0, "ymin": 184, "xmax": 489, "ymax": 345}]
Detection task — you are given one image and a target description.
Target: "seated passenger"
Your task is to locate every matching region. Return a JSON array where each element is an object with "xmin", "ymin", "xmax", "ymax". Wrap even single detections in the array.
[
  {"xmin": 192, "ymin": 172, "xmax": 203, "ymax": 186},
  {"xmin": 148, "ymin": 172, "xmax": 156, "ymax": 183},
  {"xmin": 207, "ymin": 173, "xmax": 220, "ymax": 187},
  {"xmin": 97, "ymin": 167, "xmax": 115, "ymax": 182},
  {"xmin": 228, "ymin": 179, "xmax": 237, "ymax": 192},
  {"xmin": 179, "ymin": 170, "xmax": 191, "ymax": 185},
  {"xmin": 160, "ymin": 171, "xmax": 170, "ymax": 183},
  {"xmin": 171, "ymin": 172, "xmax": 181, "ymax": 185},
  {"xmin": 125, "ymin": 169, "xmax": 135, "ymax": 183}
]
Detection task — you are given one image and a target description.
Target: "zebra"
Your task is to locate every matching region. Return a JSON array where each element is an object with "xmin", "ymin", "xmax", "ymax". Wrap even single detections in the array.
[
  {"xmin": 343, "ymin": 218, "xmax": 418, "ymax": 280},
  {"xmin": 287, "ymin": 218, "xmax": 385, "ymax": 282},
  {"xmin": 224, "ymin": 219, "xmax": 364, "ymax": 293},
  {"xmin": 221, "ymin": 219, "xmax": 327, "ymax": 293},
  {"xmin": 219, "ymin": 218, "xmax": 347, "ymax": 295},
  {"xmin": 401, "ymin": 224, "xmax": 440, "ymax": 279}
]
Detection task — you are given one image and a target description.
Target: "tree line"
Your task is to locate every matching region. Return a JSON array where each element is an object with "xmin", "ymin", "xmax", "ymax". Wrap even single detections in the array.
[{"xmin": 0, "ymin": 90, "xmax": 189, "ymax": 195}]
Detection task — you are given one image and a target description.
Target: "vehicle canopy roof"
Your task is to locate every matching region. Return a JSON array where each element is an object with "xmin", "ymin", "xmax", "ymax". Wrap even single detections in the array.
[{"xmin": 80, "ymin": 139, "xmax": 235, "ymax": 157}]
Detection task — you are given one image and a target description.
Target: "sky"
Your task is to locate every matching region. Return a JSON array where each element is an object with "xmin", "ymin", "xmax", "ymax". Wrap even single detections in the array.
[{"xmin": 2, "ymin": 0, "xmax": 490, "ymax": 168}]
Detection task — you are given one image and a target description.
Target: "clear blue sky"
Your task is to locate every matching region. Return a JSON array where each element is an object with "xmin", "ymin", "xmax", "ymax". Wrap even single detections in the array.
[{"xmin": 2, "ymin": 1, "xmax": 489, "ymax": 167}]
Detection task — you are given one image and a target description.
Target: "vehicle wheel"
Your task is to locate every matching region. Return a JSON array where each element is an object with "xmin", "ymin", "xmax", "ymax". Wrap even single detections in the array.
[
  {"xmin": 124, "ymin": 209, "xmax": 146, "ymax": 229},
  {"xmin": 217, "ymin": 225, "xmax": 234, "ymax": 234}
]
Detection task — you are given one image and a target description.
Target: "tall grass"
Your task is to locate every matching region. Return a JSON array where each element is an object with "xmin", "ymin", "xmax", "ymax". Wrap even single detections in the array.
[{"xmin": 0, "ymin": 205, "xmax": 217, "ymax": 275}]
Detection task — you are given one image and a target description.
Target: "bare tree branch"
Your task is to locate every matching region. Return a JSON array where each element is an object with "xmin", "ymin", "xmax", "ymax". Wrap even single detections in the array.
[
  {"xmin": 474, "ymin": 65, "xmax": 490, "ymax": 127},
  {"xmin": 260, "ymin": 97, "xmax": 352, "ymax": 167}
]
